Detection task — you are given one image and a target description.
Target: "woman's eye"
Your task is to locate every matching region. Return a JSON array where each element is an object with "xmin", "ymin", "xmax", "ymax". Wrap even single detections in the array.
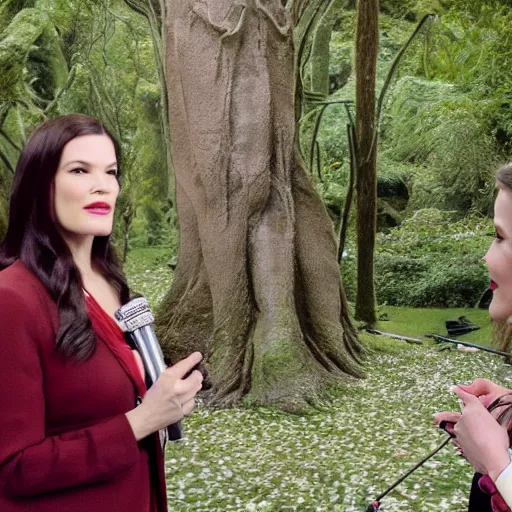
[
  {"xmin": 107, "ymin": 169, "xmax": 118, "ymax": 176},
  {"xmin": 70, "ymin": 168, "xmax": 87, "ymax": 174},
  {"xmin": 494, "ymin": 231, "xmax": 504, "ymax": 241}
]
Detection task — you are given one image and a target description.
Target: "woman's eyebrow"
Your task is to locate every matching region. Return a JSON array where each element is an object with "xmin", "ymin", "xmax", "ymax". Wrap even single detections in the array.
[
  {"xmin": 63, "ymin": 160, "xmax": 89, "ymax": 167},
  {"xmin": 63, "ymin": 160, "xmax": 117, "ymax": 168}
]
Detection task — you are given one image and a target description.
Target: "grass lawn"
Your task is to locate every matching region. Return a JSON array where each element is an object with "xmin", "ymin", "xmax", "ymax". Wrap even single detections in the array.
[
  {"xmin": 374, "ymin": 305, "xmax": 493, "ymax": 347},
  {"xmin": 125, "ymin": 247, "xmax": 511, "ymax": 511}
]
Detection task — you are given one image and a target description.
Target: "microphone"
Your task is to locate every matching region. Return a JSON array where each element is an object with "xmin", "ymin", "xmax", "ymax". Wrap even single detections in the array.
[{"xmin": 114, "ymin": 297, "xmax": 182, "ymax": 446}]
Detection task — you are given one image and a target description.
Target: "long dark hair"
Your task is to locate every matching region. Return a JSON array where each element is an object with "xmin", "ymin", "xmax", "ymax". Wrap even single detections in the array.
[{"xmin": 0, "ymin": 114, "xmax": 130, "ymax": 359}]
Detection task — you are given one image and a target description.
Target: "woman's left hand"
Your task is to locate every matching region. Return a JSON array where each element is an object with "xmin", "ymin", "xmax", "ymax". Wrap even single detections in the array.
[{"xmin": 453, "ymin": 386, "xmax": 511, "ymax": 480}]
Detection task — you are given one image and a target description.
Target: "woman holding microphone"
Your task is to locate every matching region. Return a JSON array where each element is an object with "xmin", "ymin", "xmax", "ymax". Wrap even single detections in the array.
[{"xmin": 0, "ymin": 114, "xmax": 203, "ymax": 512}]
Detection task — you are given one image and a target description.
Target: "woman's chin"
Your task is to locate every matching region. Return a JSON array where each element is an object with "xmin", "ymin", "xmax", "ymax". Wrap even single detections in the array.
[
  {"xmin": 488, "ymin": 302, "xmax": 511, "ymax": 324},
  {"xmin": 89, "ymin": 227, "xmax": 113, "ymax": 237}
]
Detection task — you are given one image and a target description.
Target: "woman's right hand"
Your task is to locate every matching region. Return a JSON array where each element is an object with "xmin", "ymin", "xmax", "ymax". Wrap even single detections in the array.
[{"xmin": 126, "ymin": 352, "xmax": 203, "ymax": 441}]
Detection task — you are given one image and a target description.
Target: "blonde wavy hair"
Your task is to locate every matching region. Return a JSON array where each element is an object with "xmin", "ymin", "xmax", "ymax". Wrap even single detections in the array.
[{"xmin": 492, "ymin": 163, "xmax": 512, "ymax": 354}]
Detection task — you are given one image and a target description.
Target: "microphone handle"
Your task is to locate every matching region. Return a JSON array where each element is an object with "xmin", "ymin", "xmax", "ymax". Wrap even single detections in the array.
[{"xmin": 127, "ymin": 329, "xmax": 182, "ymax": 442}]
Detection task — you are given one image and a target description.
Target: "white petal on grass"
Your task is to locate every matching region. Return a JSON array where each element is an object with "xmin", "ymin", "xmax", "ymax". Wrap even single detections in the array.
[{"xmin": 127, "ymin": 251, "xmax": 506, "ymax": 512}]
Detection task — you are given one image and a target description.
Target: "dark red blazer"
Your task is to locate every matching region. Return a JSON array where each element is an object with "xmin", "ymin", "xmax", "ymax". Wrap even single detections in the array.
[{"xmin": 0, "ymin": 261, "xmax": 168, "ymax": 512}]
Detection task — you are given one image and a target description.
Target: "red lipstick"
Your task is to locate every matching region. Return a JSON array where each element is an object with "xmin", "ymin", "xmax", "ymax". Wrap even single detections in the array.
[
  {"xmin": 490, "ymin": 280, "xmax": 498, "ymax": 291},
  {"xmin": 84, "ymin": 202, "xmax": 111, "ymax": 215}
]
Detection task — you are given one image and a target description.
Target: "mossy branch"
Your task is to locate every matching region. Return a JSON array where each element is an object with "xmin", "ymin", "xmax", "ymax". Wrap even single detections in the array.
[
  {"xmin": 0, "ymin": 148, "xmax": 14, "ymax": 174},
  {"xmin": 308, "ymin": 103, "xmax": 328, "ymax": 176},
  {"xmin": 44, "ymin": 65, "xmax": 76, "ymax": 116},
  {"xmin": 314, "ymin": 139, "xmax": 321, "ymax": 182},
  {"xmin": 338, "ymin": 121, "xmax": 356, "ymax": 264},
  {"xmin": 0, "ymin": 128, "xmax": 21, "ymax": 152},
  {"xmin": 294, "ymin": 0, "xmax": 331, "ymax": 120}
]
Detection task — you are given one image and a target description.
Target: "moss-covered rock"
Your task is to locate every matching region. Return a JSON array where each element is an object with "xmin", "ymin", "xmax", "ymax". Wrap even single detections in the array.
[
  {"xmin": 0, "ymin": 0, "xmax": 36, "ymax": 32},
  {"xmin": 0, "ymin": 8, "xmax": 67, "ymax": 103}
]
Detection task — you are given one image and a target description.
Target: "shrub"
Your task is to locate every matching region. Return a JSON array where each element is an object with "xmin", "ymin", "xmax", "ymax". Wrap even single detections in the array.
[
  {"xmin": 342, "ymin": 253, "xmax": 488, "ymax": 308},
  {"xmin": 382, "ymin": 77, "xmax": 499, "ymax": 214},
  {"xmin": 341, "ymin": 209, "xmax": 492, "ymax": 308},
  {"xmin": 406, "ymin": 257, "xmax": 488, "ymax": 307}
]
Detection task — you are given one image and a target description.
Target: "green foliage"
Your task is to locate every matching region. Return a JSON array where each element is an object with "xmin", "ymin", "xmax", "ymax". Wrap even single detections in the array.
[
  {"xmin": 314, "ymin": 102, "xmax": 351, "ymax": 168},
  {"xmin": 323, "ymin": 1, "xmax": 512, "ymax": 229},
  {"xmin": 342, "ymin": 209, "xmax": 492, "ymax": 307},
  {"xmin": 380, "ymin": 0, "xmax": 445, "ymax": 20},
  {"xmin": 0, "ymin": 0, "xmax": 36, "ymax": 32},
  {"xmin": 0, "ymin": 196, "xmax": 7, "ymax": 240},
  {"xmin": 128, "ymin": 199, "xmax": 177, "ymax": 249},
  {"xmin": 382, "ymin": 76, "xmax": 498, "ymax": 213},
  {"xmin": 0, "ymin": 3, "xmax": 72, "ymax": 210},
  {"xmin": 377, "ymin": 254, "xmax": 487, "ymax": 307},
  {"xmin": 419, "ymin": 4, "xmax": 512, "ymax": 146},
  {"xmin": 376, "ymin": 157, "xmax": 413, "ymax": 198},
  {"xmin": 0, "ymin": 8, "xmax": 64, "ymax": 102},
  {"xmin": 123, "ymin": 246, "xmax": 174, "ymax": 307}
]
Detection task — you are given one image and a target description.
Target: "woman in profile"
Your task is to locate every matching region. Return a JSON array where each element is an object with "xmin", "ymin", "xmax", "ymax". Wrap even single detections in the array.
[
  {"xmin": 436, "ymin": 163, "xmax": 512, "ymax": 511},
  {"xmin": 0, "ymin": 114, "xmax": 203, "ymax": 511}
]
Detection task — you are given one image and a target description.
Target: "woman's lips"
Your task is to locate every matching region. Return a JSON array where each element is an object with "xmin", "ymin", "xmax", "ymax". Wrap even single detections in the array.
[
  {"xmin": 84, "ymin": 202, "xmax": 111, "ymax": 215},
  {"xmin": 85, "ymin": 209, "xmax": 110, "ymax": 215},
  {"xmin": 490, "ymin": 280, "xmax": 498, "ymax": 291}
]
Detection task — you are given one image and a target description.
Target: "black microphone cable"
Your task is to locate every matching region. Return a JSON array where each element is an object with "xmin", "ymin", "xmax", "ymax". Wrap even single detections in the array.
[{"xmin": 366, "ymin": 424, "xmax": 453, "ymax": 511}]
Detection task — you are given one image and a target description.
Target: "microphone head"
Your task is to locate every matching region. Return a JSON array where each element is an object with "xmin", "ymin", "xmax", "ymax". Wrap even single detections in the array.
[{"xmin": 115, "ymin": 297, "xmax": 155, "ymax": 332}]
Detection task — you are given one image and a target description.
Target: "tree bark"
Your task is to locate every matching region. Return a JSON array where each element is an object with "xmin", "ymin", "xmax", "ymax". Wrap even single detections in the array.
[
  {"xmin": 354, "ymin": 0, "xmax": 379, "ymax": 326},
  {"xmin": 157, "ymin": 0, "xmax": 364, "ymax": 410}
]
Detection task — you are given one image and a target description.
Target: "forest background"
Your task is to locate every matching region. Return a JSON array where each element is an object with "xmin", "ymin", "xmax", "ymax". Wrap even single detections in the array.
[
  {"xmin": 2, "ymin": 0, "xmax": 512, "ymax": 510},
  {"xmin": 2, "ymin": 0, "xmax": 509, "ymax": 310}
]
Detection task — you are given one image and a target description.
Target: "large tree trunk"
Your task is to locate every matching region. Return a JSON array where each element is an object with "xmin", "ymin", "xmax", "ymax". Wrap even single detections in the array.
[
  {"xmin": 354, "ymin": 0, "xmax": 379, "ymax": 326},
  {"xmin": 157, "ymin": 0, "xmax": 364, "ymax": 410}
]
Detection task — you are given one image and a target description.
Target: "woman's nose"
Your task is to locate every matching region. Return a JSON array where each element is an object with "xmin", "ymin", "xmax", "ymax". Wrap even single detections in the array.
[
  {"xmin": 91, "ymin": 173, "xmax": 111, "ymax": 194},
  {"xmin": 482, "ymin": 247, "xmax": 491, "ymax": 264}
]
